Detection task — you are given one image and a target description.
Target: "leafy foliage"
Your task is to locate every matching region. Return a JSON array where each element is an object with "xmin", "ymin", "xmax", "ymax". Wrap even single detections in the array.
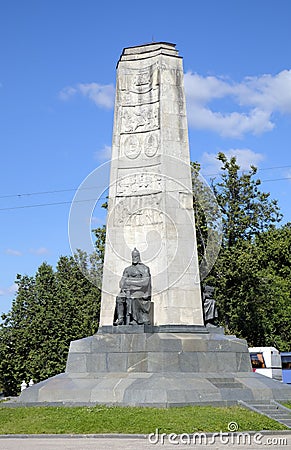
[
  {"xmin": 92, "ymin": 224, "xmax": 106, "ymax": 265},
  {"xmin": 210, "ymin": 225, "xmax": 291, "ymax": 348},
  {"xmin": 0, "ymin": 255, "xmax": 100, "ymax": 396},
  {"xmin": 198, "ymin": 153, "xmax": 290, "ymax": 349},
  {"xmin": 211, "ymin": 152, "xmax": 282, "ymax": 247}
]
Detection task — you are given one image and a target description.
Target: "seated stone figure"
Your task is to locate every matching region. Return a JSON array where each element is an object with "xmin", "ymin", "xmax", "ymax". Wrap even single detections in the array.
[
  {"xmin": 114, "ymin": 248, "xmax": 152, "ymax": 326},
  {"xmin": 202, "ymin": 285, "xmax": 219, "ymax": 327}
]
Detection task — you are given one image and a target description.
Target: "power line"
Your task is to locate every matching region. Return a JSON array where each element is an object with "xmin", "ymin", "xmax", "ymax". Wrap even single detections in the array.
[
  {"xmin": 0, "ymin": 167, "xmax": 290, "ymax": 212},
  {"xmin": 261, "ymin": 176, "xmax": 291, "ymax": 183},
  {"xmin": 255, "ymin": 164, "xmax": 291, "ymax": 172},
  {"xmin": 203, "ymin": 164, "xmax": 291, "ymax": 178},
  {"xmin": 0, "ymin": 164, "xmax": 290, "ymax": 201},
  {"xmin": 0, "ymin": 177, "xmax": 290, "ymax": 212},
  {"xmin": 0, "ymin": 186, "xmax": 103, "ymax": 200},
  {"xmin": 0, "ymin": 198, "xmax": 108, "ymax": 212}
]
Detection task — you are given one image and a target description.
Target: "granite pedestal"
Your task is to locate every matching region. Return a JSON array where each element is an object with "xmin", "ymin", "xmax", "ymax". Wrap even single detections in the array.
[{"xmin": 16, "ymin": 327, "xmax": 291, "ymax": 406}]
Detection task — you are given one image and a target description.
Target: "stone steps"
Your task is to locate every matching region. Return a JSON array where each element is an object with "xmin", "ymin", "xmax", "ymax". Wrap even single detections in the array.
[
  {"xmin": 239, "ymin": 400, "xmax": 291, "ymax": 428},
  {"xmin": 207, "ymin": 377, "xmax": 244, "ymax": 389}
]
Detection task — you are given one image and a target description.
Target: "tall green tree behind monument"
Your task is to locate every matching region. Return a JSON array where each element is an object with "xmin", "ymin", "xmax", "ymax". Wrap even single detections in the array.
[
  {"xmin": 0, "ymin": 274, "xmax": 35, "ymax": 395},
  {"xmin": 194, "ymin": 152, "xmax": 286, "ymax": 345},
  {"xmin": 212, "ymin": 152, "xmax": 282, "ymax": 246}
]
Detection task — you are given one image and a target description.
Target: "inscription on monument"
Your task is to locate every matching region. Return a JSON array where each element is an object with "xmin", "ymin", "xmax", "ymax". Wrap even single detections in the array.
[{"xmin": 116, "ymin": 172, "xmax": 162, "ymax": 196}]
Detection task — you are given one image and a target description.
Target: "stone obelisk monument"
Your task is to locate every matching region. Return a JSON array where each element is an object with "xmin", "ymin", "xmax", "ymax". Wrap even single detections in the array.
[
  {"xmin": 100, "ymin": 42, "xmax": 204, "ymax": 328},
  {"xmin": 15, "ymin": 43, "xmax": 291, "ymax": 407}
]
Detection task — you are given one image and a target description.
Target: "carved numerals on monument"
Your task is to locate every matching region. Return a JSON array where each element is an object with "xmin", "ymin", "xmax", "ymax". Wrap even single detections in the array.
[
  {"xmin": 144, "ymin": 133, "xmax": 159, "ymax": 157},
  {"xmin": 121, "ymin": 131, "xmax": 159, "ymax": 159},
  {"xmin": 123, "ymin": 135, "xmax": 140, "ymax": 159}
]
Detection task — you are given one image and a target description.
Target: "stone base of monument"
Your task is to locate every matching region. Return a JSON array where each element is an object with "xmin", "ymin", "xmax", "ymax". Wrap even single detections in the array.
[{"xmin": 14, "ymin": 327, "xmax": 291, "ymax": 406}]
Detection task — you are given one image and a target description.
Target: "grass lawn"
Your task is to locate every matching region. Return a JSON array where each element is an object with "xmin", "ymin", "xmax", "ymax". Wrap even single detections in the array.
[{"xmin": 0, "ymin": 404, "xmax": 287, "ymax": 434}]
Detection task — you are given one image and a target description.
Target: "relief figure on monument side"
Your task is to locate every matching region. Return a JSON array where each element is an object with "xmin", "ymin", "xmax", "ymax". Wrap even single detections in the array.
[
  {"xmin": 114, "ymin": 248, "xmax": 152, "ymax": 326},
  {"xmin": 121, "ymin": 104, "xmax": 159, "ymax": 133},
  {"xmin": 202, "ymin": 285, "xmax": 219, "ymax": 327},
  {"xmin": 134, "ymin": 71, "xmax": 151, "ymax": 89}
]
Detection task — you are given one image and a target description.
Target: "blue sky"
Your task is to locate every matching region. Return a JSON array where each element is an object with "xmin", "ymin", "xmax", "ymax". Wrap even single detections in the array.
[{"xmin": 1, "ymin": 0, "xmax": 291, "ymax": 315}]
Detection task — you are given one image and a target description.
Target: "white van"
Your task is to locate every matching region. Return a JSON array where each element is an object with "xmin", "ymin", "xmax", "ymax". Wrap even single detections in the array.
[{"xmin": 248, "ymin": 347, "xmax": 282, "ymax": 381}]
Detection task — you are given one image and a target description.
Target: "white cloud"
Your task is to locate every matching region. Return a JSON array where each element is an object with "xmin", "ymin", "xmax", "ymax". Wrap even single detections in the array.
[
  {"xmin": 29, "ymin": 247, "xmax": 49, "ymax": 255},
  {"xmin": 184, "ymin": 70, "xmax": 291, "ymax": 137},
  {"xmin": 184, "ymin": 73, "xmax": 233, "ymax": 104},
  {"xmin": 0, "ymin": 283, "xmax": 18, "ymax": 296},
  {"xmin": 201, "ymin": 149, "xmax": 265, "ymax": 176},
  {"xmin": 187, "ymin": 105, "xmax": 273, "ymax": 138},
  {"xmin": 91, "ymin": 216, "xmax": 105, "ymax": 225},
  {"xmin": 78, "ymin": 83, "xmax": 115, "ymax": 109},
  {"xmin": 59, "ymin": 82, "xmax": 115, "ymax": 109},
  {"xmin": 8, "ymin": 283, "xmax": 18, "ymax": 293},
  {"xmin": 94, "ymin": 145, "xmax": 112, "ymax": 162},
  {"xmin": 58, "ymin": 86, "xmax": 77, "ymax": 101},
  {"xmin": 234, "ymin": 70, "xmax": 291, "ymax": 113},
  {"xmin": 5, "ymin": 248, "xmax": 22, "ymax": 256}
]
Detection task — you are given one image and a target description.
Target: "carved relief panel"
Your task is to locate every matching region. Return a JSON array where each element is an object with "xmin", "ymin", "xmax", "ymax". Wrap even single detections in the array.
[
  {"xmin": 123, "ymin": 135, "xmax": 141, "ymax": 159},
  {"xmin": 116, "ymin": 172, "xmax": 162, "ymax": 197},
  {"xmin": 113, "ymin": 193, "xmax": 163, "ymax": 226},
  {"xmin": 144, "ymin": 132, "xmax": 159, "ymax": 157},
  {"xmin": 118, "ymin": 65, "xmax": 160, "ymax": 103},
  {"xmin": 121, "ymin": 103, "xmax": 159, "ymax": 134},
  {"xmin": 119, "ymin": 130, "xmax": 159, "ymax": 160}
]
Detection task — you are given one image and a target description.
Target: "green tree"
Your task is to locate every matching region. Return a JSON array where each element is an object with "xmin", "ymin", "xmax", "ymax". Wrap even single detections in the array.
[
  {"xmin": 26, "ymin": 262, "xmax": 62, "ymax": 381},
  {"xmin": 56, "ymin": 254, "xmax": 100, "ymax": 340},
  {"xmin": 211, "ymin": 152, "xmax": 282, "ymax": 247},
  {"xmin": 212, "ymin": 224, "xmax": 291, "ymax": 349},
  {"xmin": 0, "ymin": 255, "xmax": 100, "ymax": 396},
  {"xmin": 250, "ymin": 224, "xmax": 291, "ymax": 350},
  {"xmin": 201, "ymin": 153, "xmax": 287, "ymax": 347},
  {"xmin": 0, "ymin": 274, "xmax": 36, "ymax": 395}
]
